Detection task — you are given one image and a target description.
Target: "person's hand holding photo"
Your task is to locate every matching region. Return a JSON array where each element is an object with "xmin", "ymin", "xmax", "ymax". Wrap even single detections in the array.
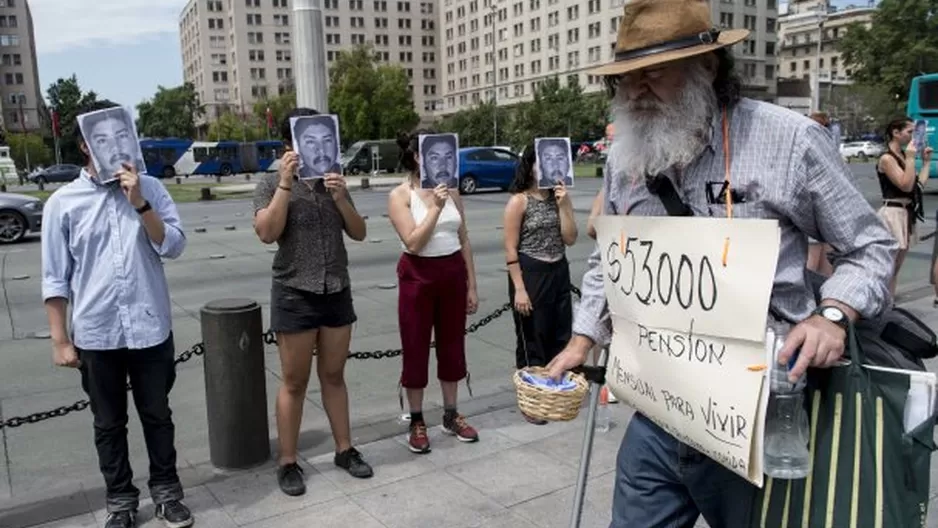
[
  {"xmin": 116, "ymin": 162, "xmax": 145, "ymax": 209},
  {"xmin": 324, "ymin": 173, "xmax": 348, "ymax": 202}
]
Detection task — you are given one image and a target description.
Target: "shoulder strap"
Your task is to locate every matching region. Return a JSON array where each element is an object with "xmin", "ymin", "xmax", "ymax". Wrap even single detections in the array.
[{"xmin": 646, "ymin": 174, "xmax": 694, "ymax": 217}]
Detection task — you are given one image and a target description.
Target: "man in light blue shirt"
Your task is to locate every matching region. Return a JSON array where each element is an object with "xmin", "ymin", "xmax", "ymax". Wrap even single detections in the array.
[{"xmin": 41, "ymin": 102, "xmax": 192, "ymax": 528}]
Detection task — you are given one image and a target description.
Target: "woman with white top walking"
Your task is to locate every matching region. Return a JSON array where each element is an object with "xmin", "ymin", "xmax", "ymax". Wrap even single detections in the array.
[{"xmin": 387, "ymin": 130, "xmax": 480, "ymax": 454}]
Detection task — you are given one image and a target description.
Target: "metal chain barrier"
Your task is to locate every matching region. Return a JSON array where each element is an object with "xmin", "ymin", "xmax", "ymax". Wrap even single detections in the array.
[{"xmin": 1, "ymin": 285, "xmax": 583, "ymax": 430}]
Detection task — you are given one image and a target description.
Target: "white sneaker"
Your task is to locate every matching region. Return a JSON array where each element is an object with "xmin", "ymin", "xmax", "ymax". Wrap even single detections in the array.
[{"xmin": 606, "ymin": 386, "xmax": 618, "ymax": 403}]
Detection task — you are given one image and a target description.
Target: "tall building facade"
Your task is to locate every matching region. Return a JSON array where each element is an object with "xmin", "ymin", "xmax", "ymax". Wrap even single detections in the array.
[
  {"xmin": 0, "ymin": 0, "xmax": 47, "ymax": 135},
  {"xmin": 777, "ymin": 1, "xmax": 874, "ymax": 86},
  {"xmin": 179, "ymin": 0, "xmax": 441, "ymax": 130},
  {"xmin": 438, "ymin": 0, "xmax": 780, "ymax": 115}
]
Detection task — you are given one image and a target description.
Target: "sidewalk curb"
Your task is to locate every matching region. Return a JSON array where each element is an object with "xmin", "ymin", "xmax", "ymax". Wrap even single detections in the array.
[{"xmin": 0, "ymin": 388, "xmax": 520, "ymax": 527}]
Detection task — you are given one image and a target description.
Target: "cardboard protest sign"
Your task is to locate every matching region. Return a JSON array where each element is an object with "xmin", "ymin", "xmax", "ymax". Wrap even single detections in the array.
[{"xmin": 595, "ymin": 215, "xmax": 781, "ymax": 486}]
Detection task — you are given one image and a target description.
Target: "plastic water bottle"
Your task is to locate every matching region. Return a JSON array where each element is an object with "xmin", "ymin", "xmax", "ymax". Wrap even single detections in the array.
[
  {"xmin": 763, "ymin": 325, "xmax": 811, "ymax": 479},
  {"xmin": 595, "ymin": 386, "xmax": 612, "ymax": 433}
]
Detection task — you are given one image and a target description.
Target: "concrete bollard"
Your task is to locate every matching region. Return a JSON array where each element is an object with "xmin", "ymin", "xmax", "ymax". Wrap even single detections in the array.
[
  {"xmin": 200, "ymin": 299, "xmax": 270, "ymax": 470},
  {"xmin": 595, "ymin": 166, "xmax": 603, "ymax": 178},
  {"xmin": 361, "ymin": 176, "xmax": 370, "ymax": 190},
  {"xmin": 176, "ymin": 177, "xmax": 182, "ymax": 184},
  {"xmin": 200, "ymin": 187, "xmax": 213, "ymax": 201},
  {"xmin": 216, "ymin": 175, "xmax": 222, "ymax": 183}
]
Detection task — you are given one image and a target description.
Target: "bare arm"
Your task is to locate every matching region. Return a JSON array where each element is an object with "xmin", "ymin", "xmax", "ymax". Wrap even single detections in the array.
[
  {"xmin": 503, "ymin": 193, "xmax": 527, "ymax": 292},
  {"xmin": 587, "ymin": 189, "xmax": 604, "ymax": 240},
  {"xmin": 452, "ymin": 192, "xmax": 478, "ymax": 293},
  {"xmin": 878, "ymin": 153, "xmax": 917, "ymax": 193},
  {"xmin": 45, "ymin": 298, "xmax": 69, "ymax": 345},
  {"xmin": 333, "ymin": 188, "xmax": 367, "ymax": 241},
  {"xmin": 558, "ymin": 195, "xmax": 578, "ymax": 246},
  {"xmin": 388, "ymin": 185, "xmax": 443, "ymax": 254},
  {"xmin": 254, "ymin": 153, "xmax": 298, "ymax": 244}
]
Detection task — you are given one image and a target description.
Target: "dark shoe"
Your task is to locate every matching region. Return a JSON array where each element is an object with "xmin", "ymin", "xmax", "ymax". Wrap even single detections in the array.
[
  {"xmin": 277, "ymin": 462, "xmax": 307, "ymax": 496},
  {"xmin": 334, "ymin": 447, "xmax": 374, "ymax": 479},
  {"xmin": 407, "ymin": 421, "xmax": 431, "ymax": 454},
  {"xmin": 522, "ymin": 412, "xmax": 548, "ymax": 426},
  {"xmin": 155, "ymin": 500, "xmax": 193, "ymax": 528},
  {"xmin": 442, "ymin": 413, "xmax": 480, "ymax": 442},
  {"xmin": 105, "ymin": 510, "xmax": 136, "ymax": 528}
]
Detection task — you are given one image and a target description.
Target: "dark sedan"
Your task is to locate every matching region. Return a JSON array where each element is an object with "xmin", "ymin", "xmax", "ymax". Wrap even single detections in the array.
[
  {"xmin": 29, "ymin": 164, "xmax": 81, "ymax": 185},
  {"xmin": 0, "ymin": 191, "xmax": 43, "ymax": 243}
]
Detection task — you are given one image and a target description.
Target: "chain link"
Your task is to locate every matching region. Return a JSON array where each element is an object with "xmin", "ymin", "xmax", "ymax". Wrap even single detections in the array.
[{"xmin": 1, "ymin": 286, "xmax": 582, "ymax": 429}]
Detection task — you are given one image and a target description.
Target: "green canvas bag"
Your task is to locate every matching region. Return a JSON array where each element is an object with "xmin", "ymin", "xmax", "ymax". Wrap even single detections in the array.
[{"xmin": 751, "ymin": 322, "xmax": 937, "ymax": 528}]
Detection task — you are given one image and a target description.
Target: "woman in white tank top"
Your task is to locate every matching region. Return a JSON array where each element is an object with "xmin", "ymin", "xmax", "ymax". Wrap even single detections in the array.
[{"xmin": 387, "ymin": 130, "xmax": 480, "ymax": 455}]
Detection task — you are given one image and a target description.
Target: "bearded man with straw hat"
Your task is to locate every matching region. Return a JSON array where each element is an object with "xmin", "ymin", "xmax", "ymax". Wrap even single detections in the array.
[{"xmin": 547, "ymin": 0, "xmax": 896, "ymax": 526}]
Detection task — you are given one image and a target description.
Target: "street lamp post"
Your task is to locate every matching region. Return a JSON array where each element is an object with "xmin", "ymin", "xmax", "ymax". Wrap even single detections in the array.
[
  {"xmin": 294, "ymin": 0, "xmax": 329, "ymax": 112},
  {"xmin": 812, "ymin": 14, "xmax": 827, "ymax": 113},
  {"xmin": 490, "ymin": 3, "xmax": 498, "ymax": 146}
]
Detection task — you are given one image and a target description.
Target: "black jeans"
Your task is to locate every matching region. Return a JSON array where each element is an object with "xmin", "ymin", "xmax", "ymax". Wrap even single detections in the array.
[
  {"xmin": 77, "ymin": 334, "xmax": 183, "ymax": 513},
  {"xmin": 508, "ymin": 254, "xmax": 573, "ymax": 369}
]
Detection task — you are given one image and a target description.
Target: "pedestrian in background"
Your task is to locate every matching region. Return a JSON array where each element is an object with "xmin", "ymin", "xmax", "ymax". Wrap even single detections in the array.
[
  {"xmin": 252, "ymin": 107, "xmax": 373, "ymax": 497},
  {"xmin": 877, "ymin": 117, "xmax": 933, "ymax": 296},
  {"xmin": 387, "ymin": 130, "xmax": 480, "ymax": 454},
  {"xmin": 41, "ymin": 101, "xmax": 192, "ymax": 528},
  {"xmin": 503, "ymin": 145, "xmax": 578, "ymax": 424}
]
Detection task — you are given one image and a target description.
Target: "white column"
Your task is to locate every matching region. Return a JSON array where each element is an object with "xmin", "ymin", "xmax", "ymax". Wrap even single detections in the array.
[{"xmin": 293, "ymin": 0, "xmax": 329, "ymax": 112}]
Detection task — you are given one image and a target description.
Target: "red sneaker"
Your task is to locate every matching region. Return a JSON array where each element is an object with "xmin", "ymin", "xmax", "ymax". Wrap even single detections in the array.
[
  {"xmin": 441, "ymin": 413, "xmax": 479, "ymax": 443},
  {"xmin": 408, "ymin": 421, "xmax": 431, "ymax": 454}
]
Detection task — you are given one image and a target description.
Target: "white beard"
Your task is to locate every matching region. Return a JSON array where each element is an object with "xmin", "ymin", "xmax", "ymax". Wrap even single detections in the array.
[{"xmin": 608, "ymin": 65, "xmax": 719, "ymax": 180}]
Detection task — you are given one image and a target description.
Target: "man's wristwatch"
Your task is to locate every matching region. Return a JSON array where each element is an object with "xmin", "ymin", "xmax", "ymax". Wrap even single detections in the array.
[
  {"xmin": 813, "ymin": 305, "xmax": 849, "ymax": 331},
  {"xmin": 135, "ymin": 201, "xmax": 152, "ymax": 215}
]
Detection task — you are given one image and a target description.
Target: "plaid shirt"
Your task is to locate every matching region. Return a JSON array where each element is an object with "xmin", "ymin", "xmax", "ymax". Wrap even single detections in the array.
[{"xmin": 573, "ymin": 98, "xmax": 897, "ymax": 347}]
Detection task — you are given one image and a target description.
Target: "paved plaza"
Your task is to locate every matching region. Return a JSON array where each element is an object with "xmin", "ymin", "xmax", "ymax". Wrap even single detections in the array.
[{"xmin": 2, "ymin": 164, "xmax": 938, "ymax": 527}]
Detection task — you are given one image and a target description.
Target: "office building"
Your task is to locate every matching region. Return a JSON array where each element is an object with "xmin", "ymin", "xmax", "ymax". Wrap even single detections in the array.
[
  {"xmin": 179, "ymin": 0, "xmax": 441, "ymax": 130},
  {"xmin": 438, "ymin": 0, "xmax": 780, "ymax": 115},
  {"xmin": 777, "ymin": 1, "xmax": 874, "ymax": 85},
  {"xmin": 0, "ymin": 0, "xmax": 47, "ymax": 134}
]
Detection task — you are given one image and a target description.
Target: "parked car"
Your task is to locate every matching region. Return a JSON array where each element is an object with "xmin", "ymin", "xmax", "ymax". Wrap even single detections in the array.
[
  {"xmin": 839, "ymin": 141, "xmax": 884, "ymax": 162},
  {"xmin": 29, "ymin": 164, "xmax": 82, "ymax": 184},
  {"xmin": 458, "ymin": 147, "xmax": 520, "ymax": 194},
  {"xmin": 0, "ymin": 191, "xmax": 43, "ymax": 243}
]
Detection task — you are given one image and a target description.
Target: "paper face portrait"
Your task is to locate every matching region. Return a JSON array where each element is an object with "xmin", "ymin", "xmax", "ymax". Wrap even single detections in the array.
[
  {"xmin": 77, "ymin": 106, "xmax": 145, "ymax": 184},
  {"xmin": 535, "ymin": 137, "xmax": 574, "ymax": 189},
  {"xmin": 291, "ymin": 114, "xmax": 342, "ymax": 180},
  {"xmin": 419, "ymin": 133, "xmax": 459, "ymax": 189},
  {"xmin": 913, "ymin": 119, "xmax": 928, "ymax": 152}
]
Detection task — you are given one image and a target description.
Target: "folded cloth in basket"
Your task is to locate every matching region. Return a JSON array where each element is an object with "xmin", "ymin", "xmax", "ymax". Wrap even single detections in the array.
[{"xmin": 519, "ymin": 370, "xmax": 579, "ymax": 391}]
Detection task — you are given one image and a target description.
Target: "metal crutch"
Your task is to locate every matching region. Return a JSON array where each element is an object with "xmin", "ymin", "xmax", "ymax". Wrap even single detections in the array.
[{"xmin": 569, "ymin": 346, "xmax": 610, "ymax": 528}]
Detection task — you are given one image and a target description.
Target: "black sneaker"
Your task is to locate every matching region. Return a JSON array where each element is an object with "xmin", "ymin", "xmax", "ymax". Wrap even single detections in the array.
[
  {"xmin": 154, "ymin": 500, "xmax": 193, "ymax": 528},
  {"xmin": 105, "ymin": 510, "xmax": 136, "ymax": 528},
  {"xmin": 277, "ymin": 462, "xmax": 307, "ymax": 496},
  {"xmin": 334, "ymin": 447, "xmax": 374, "ymax": 479}
]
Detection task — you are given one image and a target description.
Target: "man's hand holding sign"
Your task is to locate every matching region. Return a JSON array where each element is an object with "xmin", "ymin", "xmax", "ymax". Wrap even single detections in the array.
[{"xmin": 554, "ymin": 215, "xmax": 782, "ymax": 485}]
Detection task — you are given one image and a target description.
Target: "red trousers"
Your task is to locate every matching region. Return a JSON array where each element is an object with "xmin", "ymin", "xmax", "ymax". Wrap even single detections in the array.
[{"xmin": 397, "ymin": 251, "xmax": 468, "ymax": 389}]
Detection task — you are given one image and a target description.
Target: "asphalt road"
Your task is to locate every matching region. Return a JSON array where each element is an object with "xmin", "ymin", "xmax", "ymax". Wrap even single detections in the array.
[{"xmin": 1, "ymin": 161, "xmax": 936, "ymax": 505}]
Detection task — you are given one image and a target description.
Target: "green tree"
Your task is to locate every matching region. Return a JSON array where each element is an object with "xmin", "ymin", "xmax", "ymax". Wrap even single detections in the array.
[
  {"xmin": 838, "ymin": 0, "xmax": 938, "ymax": 106},
  {"xmin": 7, "ymin": 133, "xmax": 53, "ymax": 171},
  {"xmin": 825, "ymin": 83, "xmax": 901, "ymax": 137},
  {"xmin": 328, "ymin": 44, "xmax": 420, "ymax": 145},
  {"xmin": 506, "ymin": 77, "xmax": 607, "ymax": 149},
  {"xmin": 437, "ymin": 101, "xmax": 499, "ymax": 147},
  {"xmin": 207, "ymin": 111, "xmax": 266, "ymax": 141},
  {"xmin": 253, "ymin": 89, "xmax": 296, "ymax": 137},
  {"xmin": 46, "ymin": 75, "xmax": 110, "ymax": 164},
  {"xmin": 136, "ymin": 83, "xmax": 204, "ymax": 139}
]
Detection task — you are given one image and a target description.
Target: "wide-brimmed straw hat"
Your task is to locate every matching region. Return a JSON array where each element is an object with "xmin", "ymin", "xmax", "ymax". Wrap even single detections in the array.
[{"xmin": 591, "ymin": 0, "xmax": 750, "ymax": 77}]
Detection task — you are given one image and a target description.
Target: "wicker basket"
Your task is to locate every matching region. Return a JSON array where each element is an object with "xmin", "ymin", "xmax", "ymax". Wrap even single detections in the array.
[{"xmin": 513, "ymin": 367, "xmax": 589, "ymax": 422}]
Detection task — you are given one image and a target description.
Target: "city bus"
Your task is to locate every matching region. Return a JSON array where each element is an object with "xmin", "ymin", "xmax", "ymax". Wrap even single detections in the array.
[
  {"xmin": 139, "ymin": 138, "xmax": 285, "ymax": 178},
  {"xmin": 907, "ymin": 74, "xmax": 938, "ymax": 179}
]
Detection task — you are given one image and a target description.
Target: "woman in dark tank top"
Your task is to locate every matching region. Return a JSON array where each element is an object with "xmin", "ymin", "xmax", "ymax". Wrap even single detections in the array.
[
  {"xmin": 502, "ymin": 144, "xmax": 578, "ymax": 424},
  {"xmin": 876, "ymin": 117, "xmax": 932, "ymax": 296}
]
